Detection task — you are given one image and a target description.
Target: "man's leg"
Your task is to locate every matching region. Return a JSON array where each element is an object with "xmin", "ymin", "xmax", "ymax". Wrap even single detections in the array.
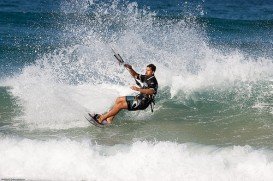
[
  {"xmin": 99, "ymin": 97, "xmax": 128, "ymax": 123},
  {"xmin": 106, "ymin": 97, "xmax": 127, "ymax": 122}
]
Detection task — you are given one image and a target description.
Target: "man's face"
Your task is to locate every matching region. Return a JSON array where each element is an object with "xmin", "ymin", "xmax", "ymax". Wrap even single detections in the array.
[{"xmin": 145, "ymin": 67, "xmax": 154, "ymax": 76}]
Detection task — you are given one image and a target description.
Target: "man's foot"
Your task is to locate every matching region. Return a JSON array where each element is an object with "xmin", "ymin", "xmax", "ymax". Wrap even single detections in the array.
[
  {"xmin": 98, "ymin": 115, "xmax": 109, "ymax": 125},
  {"xmin": 89, "ymin": 113, "xmax": 108, "ymax": 125}
]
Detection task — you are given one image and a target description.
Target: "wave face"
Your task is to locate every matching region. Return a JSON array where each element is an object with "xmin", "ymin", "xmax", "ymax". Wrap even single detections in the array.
[{"xmin": 0, "ymin": 0, "xmax": 273, "ymax": 180}]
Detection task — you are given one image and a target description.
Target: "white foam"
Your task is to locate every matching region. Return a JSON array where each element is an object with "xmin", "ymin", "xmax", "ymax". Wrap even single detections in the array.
[
  {"xmin": 168, "ymin": 49, "xmax": 273, "ymax": 97},
  {"xmin": 4, "ymin": 72, "xmax": 133, "ymax": 129},
  {"xmin": 0, "ymin": 137, "xmax": 272, "ymax": 180}
]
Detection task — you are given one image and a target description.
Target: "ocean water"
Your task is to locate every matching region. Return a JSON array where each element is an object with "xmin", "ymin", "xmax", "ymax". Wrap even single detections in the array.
[{"xmin": 0, "ymin": 0, "xmax": 273, "ymax": 180}]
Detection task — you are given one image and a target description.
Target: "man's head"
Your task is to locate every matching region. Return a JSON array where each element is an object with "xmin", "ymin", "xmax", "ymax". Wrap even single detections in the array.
[{"xmin": 146, "ymin": 64, "xmax": 156, "ymax": 76}]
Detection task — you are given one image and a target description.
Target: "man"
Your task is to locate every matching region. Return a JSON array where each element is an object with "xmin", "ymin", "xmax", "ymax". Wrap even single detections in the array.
[{"xmin": 93, "ymin": 63, "xmax": 158, "ymax": 125}]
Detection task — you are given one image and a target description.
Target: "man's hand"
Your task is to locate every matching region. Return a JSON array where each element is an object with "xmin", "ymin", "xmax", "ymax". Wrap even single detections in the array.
[
  {"xmin": 130, "ymin": 86, "xmax": 140, "ymax": 91},
  {"xmin": 124, "ymin": 64, "xmax": 132, "ymax": 69},
  {"xmin": 125, "ymin": 64, "xmax": 138, "ymax": 78}
]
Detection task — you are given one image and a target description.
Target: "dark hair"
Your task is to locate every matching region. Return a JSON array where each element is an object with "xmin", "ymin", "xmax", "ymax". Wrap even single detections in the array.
[{"xmin": 147, "ymin": 64, "xmax": 156, "ymax": 72}]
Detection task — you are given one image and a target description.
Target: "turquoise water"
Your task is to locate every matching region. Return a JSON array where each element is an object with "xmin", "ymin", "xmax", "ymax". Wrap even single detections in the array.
[{"xmin": 0, "ymin": 0, "xmax": 273, "ymax": 180}]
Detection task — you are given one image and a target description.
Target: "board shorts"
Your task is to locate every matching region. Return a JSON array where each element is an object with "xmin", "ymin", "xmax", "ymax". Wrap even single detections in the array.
[{"xmin": 126, "ymin": 96, "xmax": 150, "ymax": 111}]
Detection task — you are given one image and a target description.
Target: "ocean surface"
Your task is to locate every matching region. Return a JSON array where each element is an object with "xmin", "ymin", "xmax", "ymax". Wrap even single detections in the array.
[{"xmin": 0, "ymin": 0, "xmax": 273, "ymax": 180}]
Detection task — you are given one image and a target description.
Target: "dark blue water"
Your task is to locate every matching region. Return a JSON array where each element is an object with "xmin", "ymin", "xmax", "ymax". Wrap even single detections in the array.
[{"xmin": 1, "ymin": 0, "xmax": 273, "ymax": 78}]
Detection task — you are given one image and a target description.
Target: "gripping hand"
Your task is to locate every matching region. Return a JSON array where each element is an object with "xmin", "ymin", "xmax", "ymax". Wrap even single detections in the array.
[{"xmin": 124, "ymin": 64, "xmax": 132, "ymax": 69}]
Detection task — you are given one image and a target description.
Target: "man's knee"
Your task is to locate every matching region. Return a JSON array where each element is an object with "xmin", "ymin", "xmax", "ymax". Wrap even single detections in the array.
[
  {"xmin": 118, "ymin": 101, "xmax": 128, "ymax": 109},
  {"xmin": 115, "ymin": 96, "xmax": 126, "ymax": 104}
]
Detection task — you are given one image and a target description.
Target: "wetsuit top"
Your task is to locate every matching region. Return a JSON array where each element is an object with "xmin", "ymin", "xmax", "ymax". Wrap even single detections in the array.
[{"xmin": 135, "ymin": 74, "xmax": 158, "ymax": 101}]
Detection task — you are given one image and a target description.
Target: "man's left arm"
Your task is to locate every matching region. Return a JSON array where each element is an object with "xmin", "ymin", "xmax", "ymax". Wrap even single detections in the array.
[{"xmin": 131, "ymin": 86, "xmax": 155, "ymax": 95}]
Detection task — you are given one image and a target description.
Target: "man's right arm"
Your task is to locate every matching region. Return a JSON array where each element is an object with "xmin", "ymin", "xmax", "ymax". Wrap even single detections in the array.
[{"xmin": 124, "ymin": 64, "xmax": 139, "ymax": 79}]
